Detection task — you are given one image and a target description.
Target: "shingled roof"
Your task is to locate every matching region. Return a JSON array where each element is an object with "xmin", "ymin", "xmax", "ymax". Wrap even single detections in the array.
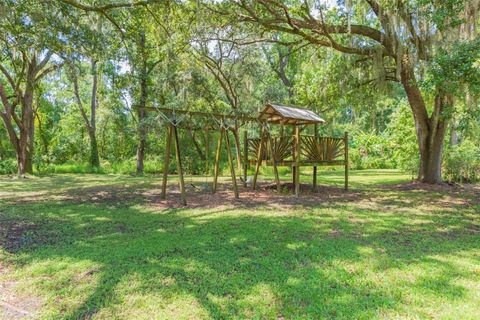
[{"xmin": 258, "ymin": 103, "xmax": 325, "ymax": 125}]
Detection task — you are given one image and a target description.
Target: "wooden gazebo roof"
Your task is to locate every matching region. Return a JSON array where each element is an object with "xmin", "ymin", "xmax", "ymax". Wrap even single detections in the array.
[{"xmin": 258, "ymin": 103, "xmax": 325, "ymax": 125}]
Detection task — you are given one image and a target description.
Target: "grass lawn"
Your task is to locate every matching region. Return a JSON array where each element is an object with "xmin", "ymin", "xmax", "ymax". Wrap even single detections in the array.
[{"xmin": 0, "ymin": 169, "xmax": 479, "ymax": 319}]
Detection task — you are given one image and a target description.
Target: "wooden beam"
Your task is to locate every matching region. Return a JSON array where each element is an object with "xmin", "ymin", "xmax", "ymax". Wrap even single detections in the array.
[
  {"xmin": 161, "ymin": 124, "xmax": 173, "ymax": 199},
  {"xmin": 243, "ymin": 130, "xmax": 248, "ymax": 187},
  {"xmin": 232, "ymin": 122, "xmax": 242, "ymax": 173},
  {"xmin": 294, "ymin": 125, "xmax": 301, "ymax": 197},
  {"xmin": 248, "ymin": 160, "xmax": 345, "ymax": 166},
  {"xmin": 270, "ymin": 136, "xmax": 281, "ymax": 192},
  {"xmin": 225, "ymin": 130, "xmax": 239, "ymax": 199},
  {"xmin": 344, "ymin": 131, "xmax": 349, "ymax": 191},
  {"xmin": 212, "ymin": 128, "xmax": 224, "ymax": 194},
  {"xmin": 205, "ymin": 129, "xmax": 209, "ymax": 176},
  {"xmin": 138, "ymin": 106, "xmax": 257, "ymax": 122},
  {"xmin": 173, "ymin": 124, "xmax": 186, "ymax": 205},
  {"xmin": 252, "ymin": 127, "xmax": 265, "ymax": 190},
  {"xmin": 313, "ymin": 124, "xmax": 318, "ymax": 192}
]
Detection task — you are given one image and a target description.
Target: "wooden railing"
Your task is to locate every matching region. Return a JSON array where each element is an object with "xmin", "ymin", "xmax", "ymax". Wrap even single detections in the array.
[
  {"xmin": 300, "ymin": 136, "xmax": 345, "ymax": 162},
  {"xmin": 246, "ymin": 131, "xmax": 349, "ymax": 194},
  {"xmin": 247, "ymin": 135, "xmax": 345, "ymax": 164}
]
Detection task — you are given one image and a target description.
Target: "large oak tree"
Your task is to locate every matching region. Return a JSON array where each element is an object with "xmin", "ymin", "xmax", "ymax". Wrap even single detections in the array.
[
  {"xmin": 221, "ymin": 0, "xmax": 480, "ymax": 183},
  {"xmin": 0, "ymin": 1, "xmax": 64, "ymax": 175}
]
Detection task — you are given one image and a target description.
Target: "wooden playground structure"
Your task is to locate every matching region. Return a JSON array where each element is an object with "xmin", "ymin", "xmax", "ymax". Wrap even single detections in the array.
[{"xmin": 142, "ymin": 103, "xmax": 348, "ymax": 205}]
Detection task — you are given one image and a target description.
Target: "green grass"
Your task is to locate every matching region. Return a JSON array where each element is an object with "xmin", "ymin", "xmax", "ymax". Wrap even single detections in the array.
[{"xmin": 0, "ymin": 170, "xmax": 479, "ymax": 319}]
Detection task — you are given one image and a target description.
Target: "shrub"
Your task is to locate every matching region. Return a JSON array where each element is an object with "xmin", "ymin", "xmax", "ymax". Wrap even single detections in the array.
[
  {"xmin": 349, "ymin": 131, "xmax": 395, "ymax": 170},
  {"xmin": 0, "ymin": 159, "xmax": 17, "ymax": 175},
  {"xmin": 443, "ymin": 140, "xmax": 480, "ymax": 183},
  {"xmin": 52, "ymin": 163, "xmax": 105, "ymax": 174},
  {"xmin": 387, "ymin": 101, "xmax": 419, "ymax": 176}
]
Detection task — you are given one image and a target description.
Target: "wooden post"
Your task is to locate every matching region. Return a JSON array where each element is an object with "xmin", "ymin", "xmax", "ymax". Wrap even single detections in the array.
[
  {"xmin": 313, "ymin": 124, "xmax": 318, "ymax": 192},
  {"xmin": 252, "ymin": 127, "xmax": 265, "ymax": 190},
  {"xmin": 291, "ymin": 127, "xmax": 296, "ymax": 186},
  {"xmin": 212, "ymin": 127, "xmax": 224, "ymax": 194},
  {"xmin": 225, "ymin": 130, "xmax": 239, "ymax": 199},
  {"xmin": 205, "ymin": 129, "xmax": 209, "ymax": 176},
  {"xmin": 270, "ymin": 136, "xmax": 281, "ymax": 192},
  {"xmin": 344, "ymin": 131, "xmax": 349, "ymax": 191},
  {"xmin": 232, "ymin": 122, "xmax": 242, "ymax": 173},
  {"xmin": 161, "ymin": 124, "xmax": 173, "ymax": 199},
  {"xmin": 243, "ymin": 130, "xmax": 248, "ymax": 187},
  {"xmin": 294, "ymin": 125, "xmax": 300, "ymax": 197},
  {"xmin": 173, "ymin": 124, "xmax": 186, "ymax": 205}
]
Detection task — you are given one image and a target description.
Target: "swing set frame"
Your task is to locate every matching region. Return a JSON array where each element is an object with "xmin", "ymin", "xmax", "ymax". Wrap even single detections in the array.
[{"xmin": 140, "ymin": 103, "xmax": 348, "ymax": 205}]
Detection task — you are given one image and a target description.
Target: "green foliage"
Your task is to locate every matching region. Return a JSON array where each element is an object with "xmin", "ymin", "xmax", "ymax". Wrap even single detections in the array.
[
  {"xmin": 387, "ymin": 101, "xmax": 420, "ymax": 176},
  {"xmin": 0, "ymin": 158, "xmax": 17, "ymax": 175},
  {"xmin": 443, "ymin": 140, "xmax": 480, "ymax": 183},
  {"xmin": 429, "ymin": 38, "xmax": 480, "ymax": 95},
  {"xmin": 349, "ymin": 131, "xmax": 395, "ymax": 170},
  {"xmin": 1, "ymin": 0, "xmax": 479, "ymax": 184}
]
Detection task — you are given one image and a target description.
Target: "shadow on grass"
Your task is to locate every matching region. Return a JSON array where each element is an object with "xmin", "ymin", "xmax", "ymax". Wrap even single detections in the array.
[
  {"xmin": 1, "ymin": 172, "xmax": 479, "ymax": 318},
  {"xmin": 2, "ymin": 207, "xmax": 389, "ymax": 318},
  {"xmin": 2, "ymin": 191, "xmax": 479, "ymax": 319}
]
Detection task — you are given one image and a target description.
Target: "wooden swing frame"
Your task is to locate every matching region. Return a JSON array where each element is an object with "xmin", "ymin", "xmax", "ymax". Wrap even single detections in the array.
[{"xmin": 141, "ymin": 103, "xmax": 349, "ymax": 204}]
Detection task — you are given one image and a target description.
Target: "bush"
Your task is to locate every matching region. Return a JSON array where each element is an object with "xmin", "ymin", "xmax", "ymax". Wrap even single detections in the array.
[
  {"xmin": 443, "ymin": 140, "xmax": 480, "ymax": 183},
  {"xmin": 0, "ymin": 159, "xmax": 17, "ymax": 175},
  {"xmin": 53, "ymin": 163, "xmax": 105, "ymax": 174},
  {"xmin": 349, "ymin": 131, "xmax": 395, "ymax": 170},
  {"xmin": 387, "ymin": 101, "xmax": 419, "ymax": 176}
]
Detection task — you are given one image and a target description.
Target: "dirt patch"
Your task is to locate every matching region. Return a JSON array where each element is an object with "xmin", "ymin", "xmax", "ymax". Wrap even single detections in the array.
[
  {"xmin": 5, "ymin": 178, "xmax": 478, "ymax": 211},
  {"xmin": 381, "ymin": 181, "xmax": 464, "ymax": 192},
  {"xmin": 5, "ymin": 178, "xmax": 361, "ymax": 210},
  {"xmin": 152, "ymin": 182, "xmax": 362, "ymax": 210},
  {"xmin": 0, "ymin": 263, "xmax": 43, "ymax": 320},
  {"xmin": 0, "ymin": 219, "xmax": 38, "ymax": 253},
  {"xmin": 380, "ymin": 181, "xmax": 480, "ymax": 207}
]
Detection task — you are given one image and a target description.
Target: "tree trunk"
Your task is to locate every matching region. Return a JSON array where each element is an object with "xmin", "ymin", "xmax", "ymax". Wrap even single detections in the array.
[
  {"xmin": 17, "ymin": 146, "xmax": 27, "ymax": 177},
  {"xmin": 187, "ymin": 129, "xmax": 206, "ymax": 161},
  {"xmin": 417, "ymin": 95, "xmax": 450, "ymax": 183},
  {"xmin": 89, "ymin": 59, "xmax": 100, "ymax": 167},
  {"xmin": 136, "ymin": 32, "xmax": 148, "ymax": 175},
  {"xmin": 88, "ymin": 129, "xmax": 100, "ymax": 168},
  {"xmin": 22, "ymin": 63, "xmax": 36, "ymax": 174},
  {"xmin": 136, "ymin": 109, "xmax": 147, "ymax": 174},
  {"xmin": 1, "ymin": 52, "xmax": 57, "ymax": 176},
  {"xmin": 400, "ymin": 54, "xmax": 449, "ymax": 184}
]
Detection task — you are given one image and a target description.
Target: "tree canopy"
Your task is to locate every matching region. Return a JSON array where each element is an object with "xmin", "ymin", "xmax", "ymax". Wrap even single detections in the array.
[{"xmin": 0, "ymin": 0, "xmax": 479, "ymax": 182}]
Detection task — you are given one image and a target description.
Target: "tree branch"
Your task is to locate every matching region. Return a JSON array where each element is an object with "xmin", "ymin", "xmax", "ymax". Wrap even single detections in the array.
[
  {"xmin": 35, "ymin": 63, "xmax": 64, "ymax": 82},
  {"xmin": 58, "ymin": 0, "xmax": 163, "ymax": 12},
  {"xmin": 0, "ymin": 65, "xmax": 16, "ymax": 90}
]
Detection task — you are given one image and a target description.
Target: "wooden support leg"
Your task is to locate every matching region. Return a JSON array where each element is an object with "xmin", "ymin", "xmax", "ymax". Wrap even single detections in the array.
[
  {"xmin": 313, "ymin": 124, "xmax": 318, "ymax": 192},
  {"xmin": 232, "ymin": 125, "xmax": 242, "ymax": 173},
  {"xmin": 205, "ymin": 129, "xmax": 209, "ymax": 176},
  {"xmin": 243, "ymin": 130, "xmax": 248, "ymax": 187},
  {"xmin": 270, "ymin": 138, "xmax": 281, "ymax": 192},
  {"xmin": 252, "ymin": 128, "xmax": 265, "ymax": 190},
  {"xmin": 225, "ymin": 130, "xmax": 239, "ymax": 199},
  {"xmin": 292, "ymin": 166, "xmax": 296, "ymax": 185},
  {"xmin": 161, "ymin": 124, "xmax": 173, "ymax": 199},
  {"xmin": 344, "ymin": 131, "xmax": 349, "ymax": 191},
  {"xmin": 173, "ymin": 125, "xmax": 186, "ymax": 205},
  {"xmin": 212, "ymin": 128, "xmax": 224, "ymax": 194},
  {"xmin": 294, "ymin": 126, "xmax": 300, "ymax": 197}
]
